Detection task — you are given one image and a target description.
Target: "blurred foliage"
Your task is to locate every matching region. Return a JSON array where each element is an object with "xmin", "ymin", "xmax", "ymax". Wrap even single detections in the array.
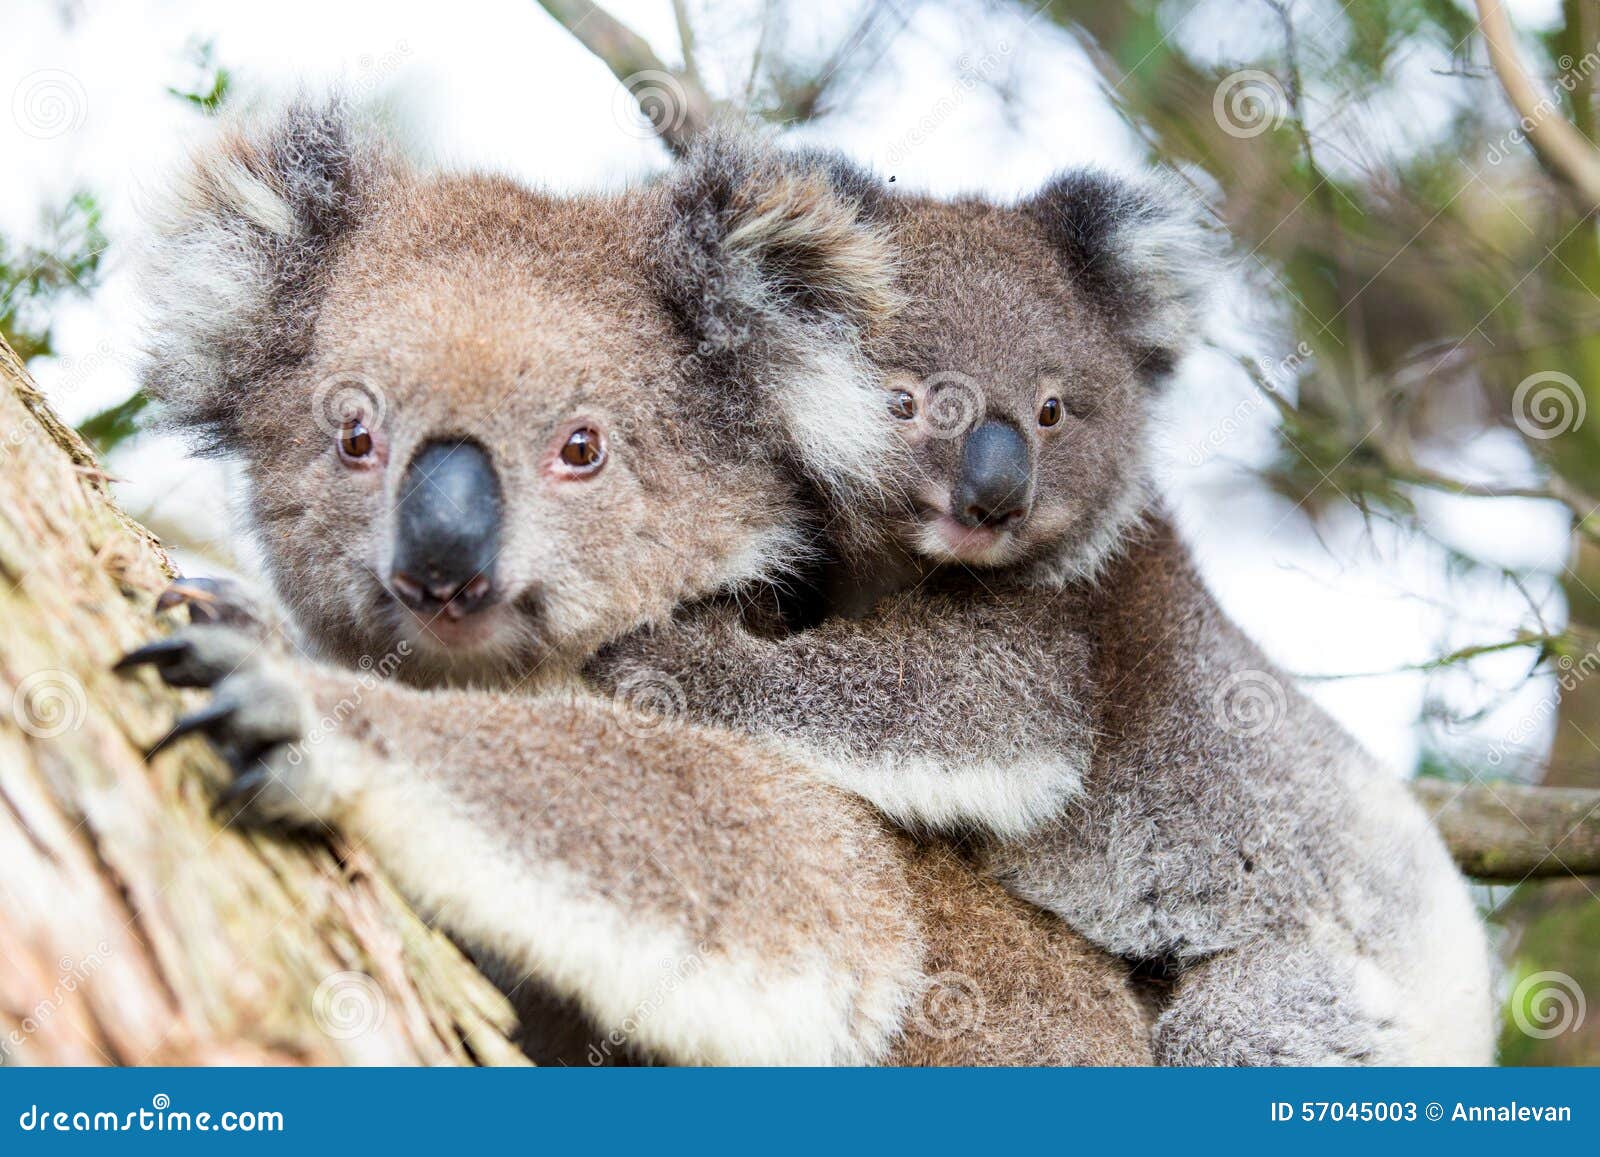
[
  {"xmin": 78, "ymin": 391, "xmax": 151, "ymax": 457},
  {"xmin": 73, "ymin": 39, "xmax": 236, "ymax": 456},
  {"xmin": 1044, "ymin": 0, "xmax": 1600, "ymax": 522},
  {"xmin": 165, "ymin": 39, "xmax": 231, "ymax": 114},
  {"xmin": 0, "ymin": 191, "xmax": 105, "ymax": 362},
  {"xmin": 1039, "ymin": 0, "xmax": 1600, "ymax": 1065}
]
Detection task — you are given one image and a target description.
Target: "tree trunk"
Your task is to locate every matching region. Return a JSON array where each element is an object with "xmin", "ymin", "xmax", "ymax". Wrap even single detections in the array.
[{"xmin": 0, "ymin": 337, "xmax": 523, "ymax": 1065}]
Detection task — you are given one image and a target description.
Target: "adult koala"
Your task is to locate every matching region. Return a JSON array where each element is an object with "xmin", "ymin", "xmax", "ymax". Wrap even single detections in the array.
[{"xmin": 119, "ymin": 100, "xmax": 1154, "ymax": 1066}]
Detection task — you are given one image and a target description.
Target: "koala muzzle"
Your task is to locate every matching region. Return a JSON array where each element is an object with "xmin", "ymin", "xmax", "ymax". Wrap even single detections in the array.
[
  {"xmin": 953, "ymin": 420, "xmax": 1033, "ymax": 529},
  {"xmin": 390, "ymin": 439, "xmax": 502, "ymax": 619}
]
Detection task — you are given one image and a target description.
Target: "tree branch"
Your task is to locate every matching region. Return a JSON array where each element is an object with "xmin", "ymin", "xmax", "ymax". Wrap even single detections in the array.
[
  {"xmin": 1413, "ymin": 779, "xmax": 1600, "ymax": 880},
  {"xmin": 1231, "ymin": 349, "xmax": 1600, "ymax": 543},
  {"xmin": 1475, "ymin": 0, "xmax": 1600, "ymax": 209},
  {"xmin": 670, "ymin": 0, "xmax": 701, "ymax": 85},
  {"xmin": 534, "ymin": 0, "xmax": 715, "ymax": 155}
]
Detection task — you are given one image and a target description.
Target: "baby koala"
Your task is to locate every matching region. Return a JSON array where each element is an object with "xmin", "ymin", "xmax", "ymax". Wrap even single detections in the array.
[{"xmin": 591, "ymin": 144, "xmax": 1495, "ymax": 1066}]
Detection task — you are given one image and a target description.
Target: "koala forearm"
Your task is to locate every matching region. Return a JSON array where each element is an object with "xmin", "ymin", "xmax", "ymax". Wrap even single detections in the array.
[
  {"xmin": 292, "ymin": 671, "xmax": 924, "ymax": 1065},
  {"xmin": 594, "ymin": 591, "xmax": 1096, "ymax": 838}
]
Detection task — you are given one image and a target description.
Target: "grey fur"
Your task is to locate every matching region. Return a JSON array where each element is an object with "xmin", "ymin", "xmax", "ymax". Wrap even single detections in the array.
[
  {"xmin": 593, "ymin": 140, "xmax": 1495, "ymax": 1065},
  {"xmin": 129, "ymin": 101, "xmax": 1158, "ymax": 1066},
  {"xmin": 140, "ymin": 97, "xmax": 383, "ymax": 452}
]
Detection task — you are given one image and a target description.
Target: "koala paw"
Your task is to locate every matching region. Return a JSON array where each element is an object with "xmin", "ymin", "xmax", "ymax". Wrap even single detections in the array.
[{"xmin": 116, "ymin": 627, "xmax": 340, "ymax": 830}]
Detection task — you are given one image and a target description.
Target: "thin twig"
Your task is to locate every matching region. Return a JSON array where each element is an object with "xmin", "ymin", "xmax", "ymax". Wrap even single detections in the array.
[
  {"xmin": 1475, "ymin": 0, "xmax": 1600, "ymax": 209},
  {"xmin": 670, "ymin": 0, "xmax": 701, "ymax": 83},
  {"xmin": 534, "ymin": 0, "xmax": 715, "ymax": 155}
]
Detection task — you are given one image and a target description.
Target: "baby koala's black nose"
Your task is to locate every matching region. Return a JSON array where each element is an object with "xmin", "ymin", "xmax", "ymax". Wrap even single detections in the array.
[
  {"xmin": 391, "ymin": 439, "xmax": 502, "ymax": 620},
  {"xmin": 953, "ymin": 420, "xmax": 1033, "ymax": 529}
]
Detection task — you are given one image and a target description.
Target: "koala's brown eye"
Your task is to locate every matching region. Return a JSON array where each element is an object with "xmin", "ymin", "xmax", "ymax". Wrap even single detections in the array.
[
  {"xmin": 558, "ymin": 427, "xmax": 605, "ymax": 472},
  {"xmin": 338, "ymin": 418, "xmax": 374, "ymax": 462},
  {"xmin": 889, "ymin": 390, "xmax": 917, "ymax": 420},
  {"xmin": 1038, "ymin": 397, "xmax": 1063, "ymax": 428}
]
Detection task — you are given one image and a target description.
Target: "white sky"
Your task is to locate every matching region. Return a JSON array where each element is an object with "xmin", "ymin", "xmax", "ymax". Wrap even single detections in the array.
[{"xmin": 2, "ymin": 0, "xmax": 1577, "ymax": 775}]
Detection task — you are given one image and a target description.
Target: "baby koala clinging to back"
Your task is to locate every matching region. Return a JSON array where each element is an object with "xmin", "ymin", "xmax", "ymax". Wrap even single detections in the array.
[{"xmin": 591, "ymin": 137, "xmax": 1494, "ymax": 1066}]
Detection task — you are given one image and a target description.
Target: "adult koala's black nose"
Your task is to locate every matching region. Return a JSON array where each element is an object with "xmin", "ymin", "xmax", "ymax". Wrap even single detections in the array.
[
  {"xmin": 953, "ymin": 420, "xmax": 1033, "ymax": 529},
  {"xmin": 390, "ymin": 439, "xmax": 502, "ymax": 619}
]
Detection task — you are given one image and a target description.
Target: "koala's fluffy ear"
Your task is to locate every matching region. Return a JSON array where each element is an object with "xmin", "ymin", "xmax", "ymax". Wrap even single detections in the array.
[
  {"xmin": 658, "ymin": 129, "xmax": 904, "ymax": 511},
  {"xmin": 659, "ymin": 128, "xmax": 899, "ymax": 350},
  {"xmin": 140, "ymin": 97, "xmax": 384, "ymax": 449},
  {"xmin": 1024, "ymin": 170, "xmax": 1218, "ymax": 379}
]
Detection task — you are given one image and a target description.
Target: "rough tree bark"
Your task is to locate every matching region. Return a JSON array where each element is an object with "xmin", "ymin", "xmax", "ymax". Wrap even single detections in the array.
[
  {"xmin": 0, "ymin": 338, "xmax": 523, "ymax": 1065},
  {"xmin": 1413, "ymin": 779, "xmax": 1600, "ymax": 882}
]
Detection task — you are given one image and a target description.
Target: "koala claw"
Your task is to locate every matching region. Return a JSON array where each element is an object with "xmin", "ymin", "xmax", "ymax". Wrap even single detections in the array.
[
  {"xmin": 144, "ymin": 692, "xmax": 244, "ymax": 758},
  {"xmin": 116, "ymin": 625, "xmax": 259, "ymax": 688},
  {"xmin": 156, "ymin": 574, "xmax": 280, "ymax": 638},
  {"xmin": 117, "ymin": 628, "xmax": 330, "ymax": 829}
]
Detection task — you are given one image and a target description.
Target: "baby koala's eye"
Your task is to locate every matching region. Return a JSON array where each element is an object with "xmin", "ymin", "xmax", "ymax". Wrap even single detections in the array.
[
  {"xmin": 338, "ymin": 417, "xmax": 375, "ymax": 463},
  {"xmin": 557, "ymin": 427, "xmax": 606, "ymax": 474},
  {"xmin": 889, "ymin": 390, "xmax": 918, "ymax": 420},
  {"xmin": 1038, "ymin": 397, "xmax": 1063, "ymax": 428}
]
